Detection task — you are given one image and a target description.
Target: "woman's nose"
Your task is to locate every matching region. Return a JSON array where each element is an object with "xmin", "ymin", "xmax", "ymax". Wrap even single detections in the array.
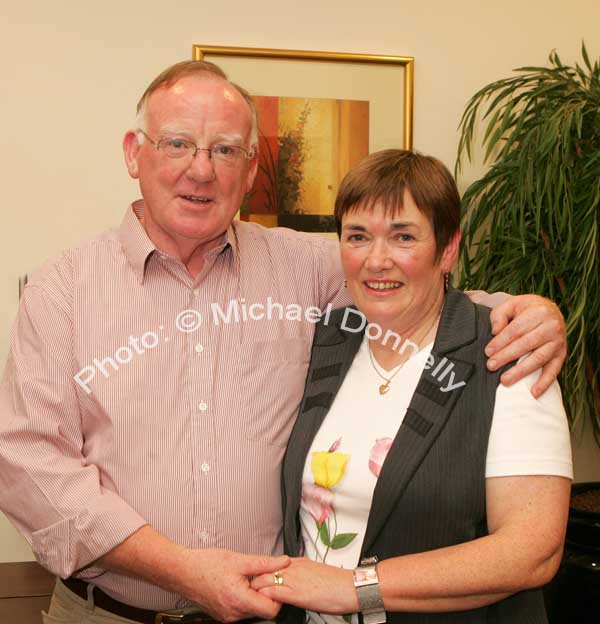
[{"xmin": 365, "ymin": 242, "xmax": 393, "ymax": 272}]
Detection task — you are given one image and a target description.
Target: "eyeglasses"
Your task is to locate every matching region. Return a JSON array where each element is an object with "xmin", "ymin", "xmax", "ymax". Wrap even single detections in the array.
[{"xmin": 137, "ymin": 130, "xmax": 255, "ymax": 167}]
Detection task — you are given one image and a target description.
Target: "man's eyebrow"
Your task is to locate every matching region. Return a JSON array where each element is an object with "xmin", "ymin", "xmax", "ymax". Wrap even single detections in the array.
[
  {"xmin": 155, "ymin": 129, "xmax": 244, "ymax": 144},
  {"xmin": 159, "ymin": 126, "xmax": 191, "ymax": 136},
  {"xmin": 213, "ymin": 133, "xmax": 244, "ymax": 144}
]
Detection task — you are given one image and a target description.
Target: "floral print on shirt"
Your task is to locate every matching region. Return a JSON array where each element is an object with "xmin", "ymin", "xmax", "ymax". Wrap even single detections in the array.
[
  {"xmin": 301, "ymin": 436, "xmax": 395, "ymax": 562},
  {"xmin": 302, "ymin": 437, "xmax": 357, "ymax": 561}
]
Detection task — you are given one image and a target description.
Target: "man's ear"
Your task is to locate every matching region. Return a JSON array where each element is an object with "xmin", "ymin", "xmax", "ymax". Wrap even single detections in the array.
[
  {"xmin": 440, "ymin": 230, "xmax": 461, "ymax": 273},
  {"xmin": 244, "ymin": 145, "xmax": 259, "ymax": 193},
  {"xmin": 123, "ymin": 130, "xmax": 141, "ymax": 179}
]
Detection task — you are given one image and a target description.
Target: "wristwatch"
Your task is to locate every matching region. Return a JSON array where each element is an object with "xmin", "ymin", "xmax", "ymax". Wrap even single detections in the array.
[{"xmin": 353, "ymin": 556, "xmax": 386, "ymax": 624}]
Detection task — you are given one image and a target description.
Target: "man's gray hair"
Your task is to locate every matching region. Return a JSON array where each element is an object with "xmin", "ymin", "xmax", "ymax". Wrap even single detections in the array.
[{"xmin": 135, "ymin": 60, "xmax": 258, "ymax": 147}]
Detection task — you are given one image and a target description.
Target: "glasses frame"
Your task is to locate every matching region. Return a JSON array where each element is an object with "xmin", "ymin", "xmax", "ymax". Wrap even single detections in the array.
[{"xmin": 136, "ymin": 129, "xmax": 255, "ymax": 163}]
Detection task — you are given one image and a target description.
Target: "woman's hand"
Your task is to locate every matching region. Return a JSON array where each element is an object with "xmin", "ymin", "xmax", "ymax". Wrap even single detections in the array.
[{"xmin": 250, "ymin": 557, "xmax": 358, "ymax": 615}]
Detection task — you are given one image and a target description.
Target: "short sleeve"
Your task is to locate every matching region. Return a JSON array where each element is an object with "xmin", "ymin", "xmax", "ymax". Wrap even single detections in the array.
[{"xmin": 485, "ymin": 359, "xmax": 573, "ymax": 479}]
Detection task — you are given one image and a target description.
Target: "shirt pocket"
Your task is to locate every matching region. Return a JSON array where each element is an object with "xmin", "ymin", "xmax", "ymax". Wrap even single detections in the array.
[{"xmin": 235, "ymin": 337, "xmax": 311, "ymax": 448}]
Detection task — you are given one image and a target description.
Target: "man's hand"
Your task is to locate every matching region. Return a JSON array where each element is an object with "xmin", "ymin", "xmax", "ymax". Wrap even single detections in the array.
[
  {"xmin": 99, "ymin": 526, "xmax": 288, "ymax": 623},
  {"xmin": 485, "ymin": 295, "xmax": 566, "ymax": 398},
  {"xmin": 175, "ymin": 548, "xmax": 289, "ymax": 622}
]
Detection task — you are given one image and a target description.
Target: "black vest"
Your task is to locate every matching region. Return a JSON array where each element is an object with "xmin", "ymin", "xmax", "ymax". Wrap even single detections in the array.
[{"xmin": 281, "ymin": 289, "xmax": 547, "ymax": 624}]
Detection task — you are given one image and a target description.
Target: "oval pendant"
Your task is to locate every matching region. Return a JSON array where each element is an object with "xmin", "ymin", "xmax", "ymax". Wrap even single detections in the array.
[{"xmin": 379, "ymin": 383, "xmax": 390, "ymax": 395}]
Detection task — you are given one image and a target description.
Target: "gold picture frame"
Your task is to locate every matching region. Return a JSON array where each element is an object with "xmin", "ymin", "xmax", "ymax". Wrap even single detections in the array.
[
  {"xmin": 192, "ymin": 45, "xmax": 414, "ymax": 150},
  {"xmin": 192, "ymin": 45, "xmax": 414, "ymax": 232}
]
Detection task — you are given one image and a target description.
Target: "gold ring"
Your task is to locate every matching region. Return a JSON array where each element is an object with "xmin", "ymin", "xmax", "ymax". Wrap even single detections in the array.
[{"xmin": 273, "ymin": 571, "xmax": 284, "ymax": 586}]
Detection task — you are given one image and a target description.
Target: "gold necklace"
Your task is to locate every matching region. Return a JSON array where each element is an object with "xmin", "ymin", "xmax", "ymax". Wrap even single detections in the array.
[
  {"xmin": 368, "ymin": 346, "xmax": 405, "ymax": 395},
  {"xmin": 367, "ymin": 312, "xmax": 442, "ymax": 396}
]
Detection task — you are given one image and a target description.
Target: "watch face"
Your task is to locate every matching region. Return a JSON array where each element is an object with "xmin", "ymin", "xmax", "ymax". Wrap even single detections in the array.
[{"xmin": 354, "ymin": 566, "xmax": 378, "ymax": 585}]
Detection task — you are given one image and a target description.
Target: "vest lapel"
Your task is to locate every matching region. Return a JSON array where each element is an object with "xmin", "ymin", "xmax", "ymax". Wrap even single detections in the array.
[
  {"xmin": 283, "ymin": 308, "xmax": 364, "ymax": 553},
  {"xmin": 361, "ymin": 289, "xmax": 479, "ymax": 555}
]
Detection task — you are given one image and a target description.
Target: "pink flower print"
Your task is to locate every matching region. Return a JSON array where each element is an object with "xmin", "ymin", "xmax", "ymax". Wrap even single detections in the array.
[
  {"xmin": 302, "ymin": 481, "xmax": 334, "ymax": 526},
  {"xmin": 328, "ymin": 437, "xmax": 342, "ymax": 453},
  {"xmin": 369, "ymin": 437, "xmax": 393, "ymax": 477}
]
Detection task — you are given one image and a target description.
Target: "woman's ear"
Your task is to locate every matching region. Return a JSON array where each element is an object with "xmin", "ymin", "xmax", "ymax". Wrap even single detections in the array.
[
  {"xmin": 440, "ymin": 230, "xmax": 461, "ymax": 274},
  {"xmin": 123, "ymin": 130, "xmax": 141, "ymax": 179}
]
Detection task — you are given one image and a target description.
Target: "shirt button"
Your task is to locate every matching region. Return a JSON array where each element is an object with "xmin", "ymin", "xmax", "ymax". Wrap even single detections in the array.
[
  {"xmin": 193, "ymin": 289, "xmax": 200, "ymax": 296},
  {"xmin": 198, "ymin": 401, "xmax": 207, "ymax": 412},
  {"xmin": 195, "ymin": 343, "xmax": 204, "ymax": 354},
  {"xmin": 199, "ymin": 530, "xmax": 209, "ymax": 542},
  {"xmin": 201, "ymin": 462, "xmax": 210, "ymax": 474}
]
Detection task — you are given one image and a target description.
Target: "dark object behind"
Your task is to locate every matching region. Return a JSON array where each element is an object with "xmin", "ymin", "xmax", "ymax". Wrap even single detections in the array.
[{"xmin": 544, "ymin": 482, "xmax": 600, "ymax": 623}]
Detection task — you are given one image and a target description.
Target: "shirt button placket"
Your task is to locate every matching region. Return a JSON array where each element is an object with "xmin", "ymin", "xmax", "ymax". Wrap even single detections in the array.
[{"xmin": 188, "ymin": 285, "xmax": 215, "ymax": 550}]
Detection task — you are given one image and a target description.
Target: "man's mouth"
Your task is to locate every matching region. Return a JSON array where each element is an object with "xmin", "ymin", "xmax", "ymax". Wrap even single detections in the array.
[
  {"xmin": 181, "ymin": 195, "xmax": 213, "ymax": 204},
  {"xmin": 365, "ymin": 281, "xmax": 402, "ymax": 291}
]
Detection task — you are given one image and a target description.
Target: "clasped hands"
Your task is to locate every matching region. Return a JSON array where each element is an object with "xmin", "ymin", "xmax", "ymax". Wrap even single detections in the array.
[
  {"xmin": 182, "ymin": 550, "xmax": 355, "ymax": 621},
  {"xmin": 250, "ymin": 556, "xmax": 358, "ymax": 614}
]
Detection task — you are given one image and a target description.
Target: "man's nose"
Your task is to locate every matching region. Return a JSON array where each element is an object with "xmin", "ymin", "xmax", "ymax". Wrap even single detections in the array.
[{"xmin": 185, "ymin": 149, "xmax": 216, "ymax": 182}]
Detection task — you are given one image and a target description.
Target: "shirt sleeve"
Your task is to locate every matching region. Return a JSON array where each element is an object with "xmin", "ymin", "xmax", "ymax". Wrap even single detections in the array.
[
  {"xmin": 485, "ymin": 358, "xmax": 573, "ymax": 479},
  {"xmin": 315, "ymin": 237, "xmax": 353, "ymax": 310},
  {"xmin": 0, "ymin": 260, "xmax": 146, "ymax": 578},
  {"xmin": 465, "ymin": 290, "xmax": 511, "ymax": 308}
]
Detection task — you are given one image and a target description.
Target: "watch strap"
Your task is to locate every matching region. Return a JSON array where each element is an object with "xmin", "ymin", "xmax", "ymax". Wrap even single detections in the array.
[{"xmin": 353, "ymin": 557, "xmax": 386, "ymax": 624}]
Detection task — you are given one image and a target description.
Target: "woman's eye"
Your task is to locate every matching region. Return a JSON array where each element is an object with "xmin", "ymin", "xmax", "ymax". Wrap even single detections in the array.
[{"xmin": 395, "ymin": 233, "xmax": 415, "ymax": 243}]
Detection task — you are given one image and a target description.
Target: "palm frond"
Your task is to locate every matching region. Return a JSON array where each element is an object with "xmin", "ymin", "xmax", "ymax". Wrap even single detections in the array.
[{"xmin": 457, "ymin": 45, "xmax": 600, "ymax": 440}]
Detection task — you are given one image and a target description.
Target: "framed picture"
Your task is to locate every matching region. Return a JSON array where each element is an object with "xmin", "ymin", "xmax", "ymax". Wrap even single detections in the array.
[{"xmin": 192, "ymin": 45, "xmax": 414, "ymax": 233}]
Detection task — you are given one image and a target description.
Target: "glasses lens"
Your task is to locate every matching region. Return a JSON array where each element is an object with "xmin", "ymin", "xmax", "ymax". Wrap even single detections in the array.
[
  {"xmin": 211, "ymin": 144, "xmax": 246, "ymax": 166},
  {"xmin": 158, "ymin": 138, "xmax": 194, "ymax": 159}
]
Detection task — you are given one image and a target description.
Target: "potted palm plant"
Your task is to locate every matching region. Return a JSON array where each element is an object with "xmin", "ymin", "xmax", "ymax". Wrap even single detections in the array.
[
  {"xmin": 455, "ymin": 44, "xmax": 600, "ymax": 622},
  {"xmin": 456, "ymin": 43, "xmax": 600, "ymax": 441}
]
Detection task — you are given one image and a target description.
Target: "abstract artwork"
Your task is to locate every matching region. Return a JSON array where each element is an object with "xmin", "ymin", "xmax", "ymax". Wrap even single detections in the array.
[
  {"xmin": 242, "ymin": 96, "xmax": 369, "ymax": 232},
  {"xmin": 192, "ymin": 45, "xmax": 415, "ymax": 233}
]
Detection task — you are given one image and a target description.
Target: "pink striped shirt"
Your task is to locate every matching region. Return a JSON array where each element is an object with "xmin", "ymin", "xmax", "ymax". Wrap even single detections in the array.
[{"xmin": 0, "ymin": 201, "xmax": 348, "ymax": 609}]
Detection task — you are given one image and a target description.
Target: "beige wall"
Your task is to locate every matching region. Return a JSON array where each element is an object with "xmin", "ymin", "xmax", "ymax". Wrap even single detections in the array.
[{"xmin": 2, "ymin": 0, "xmax": 599, "ymax": 562}]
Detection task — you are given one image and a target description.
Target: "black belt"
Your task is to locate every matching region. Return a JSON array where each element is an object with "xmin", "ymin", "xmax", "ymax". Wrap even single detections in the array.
[{"xmin": 62, "ymin": 577, "xmax": 222, "ymax": 623}]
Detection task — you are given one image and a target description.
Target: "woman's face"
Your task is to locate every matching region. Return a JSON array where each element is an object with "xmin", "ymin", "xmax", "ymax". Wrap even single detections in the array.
[{"xmin": 339, "ymin": 190, "xmax": 459, "ymax": 336}]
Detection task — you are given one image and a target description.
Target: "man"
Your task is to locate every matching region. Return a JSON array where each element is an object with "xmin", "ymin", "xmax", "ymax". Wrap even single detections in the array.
[{"xmin": 0, "ymin": 61, "xmax": 566, "ymax": 624}]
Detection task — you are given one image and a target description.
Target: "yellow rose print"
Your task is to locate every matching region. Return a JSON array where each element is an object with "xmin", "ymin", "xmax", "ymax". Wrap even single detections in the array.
[{"xmin": 311, "ymin": 451, "xmax": 350, "ymax": 489}]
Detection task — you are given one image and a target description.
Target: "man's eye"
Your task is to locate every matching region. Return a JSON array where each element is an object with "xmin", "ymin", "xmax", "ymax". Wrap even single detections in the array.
[
  {"xmin": 166, "ymin": 139, "xmax": 189, "ymax": 150},
  {"xmin": 213, "ymin": 144, "xmax": 237, "ymax": 157},
  {"xmin": 347, "ymin": 234, "xmax": 366, "ymax": 242}
]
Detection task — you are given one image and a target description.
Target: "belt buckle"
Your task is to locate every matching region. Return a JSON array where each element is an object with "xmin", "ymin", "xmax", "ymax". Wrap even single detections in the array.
[
  {"xmin": 155, "ymin": 610, "xmax": 213, "ymax": 624},
  {"xmin": 155, "ymin": 614, "xmax": 185, "ymax": 624}
]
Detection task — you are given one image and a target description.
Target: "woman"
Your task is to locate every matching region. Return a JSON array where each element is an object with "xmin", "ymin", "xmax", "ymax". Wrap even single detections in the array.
[{"xmin": 251, "ymin": 150, "xmax": 572, "ymax": 623}]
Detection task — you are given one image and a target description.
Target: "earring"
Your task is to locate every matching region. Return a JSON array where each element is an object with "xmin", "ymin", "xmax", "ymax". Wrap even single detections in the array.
[{"xmin": 444, "ymin": 273, "xmax": 449, "ymax": 292}]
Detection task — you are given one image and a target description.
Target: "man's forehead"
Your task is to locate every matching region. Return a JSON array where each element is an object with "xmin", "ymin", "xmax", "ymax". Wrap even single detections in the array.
[
  {"xmin": 146, "ymin": 75, "xmax": 251, "ymax": 130},
  {"xmin": 150, "ymin": 75, "xmax": 243, "ymax": 109}
]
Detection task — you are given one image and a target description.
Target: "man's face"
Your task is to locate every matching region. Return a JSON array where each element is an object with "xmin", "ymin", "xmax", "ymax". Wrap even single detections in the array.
[{"xmin": 124, "ymin": 75, "xmax": 258, "ymax": 258}]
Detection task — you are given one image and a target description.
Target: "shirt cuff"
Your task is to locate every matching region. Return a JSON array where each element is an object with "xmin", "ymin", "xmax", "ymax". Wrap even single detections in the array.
[{"xmin": 31, "ymin": 489, "xmax": 147, "ymax": 578}]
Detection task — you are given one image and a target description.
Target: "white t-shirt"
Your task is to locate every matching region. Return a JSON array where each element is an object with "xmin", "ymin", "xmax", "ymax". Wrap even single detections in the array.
[{"xmin": 300, "ymin": 336, "xmax": 572, "ymax": 624}]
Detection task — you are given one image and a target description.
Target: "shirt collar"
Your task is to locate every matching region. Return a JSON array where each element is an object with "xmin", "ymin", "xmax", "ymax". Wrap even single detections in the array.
[
  {"xmin": 118, "ymin": 201, "xmax": 156, "ymax": 284},
  {"xmin": 118, "ymin": 200, "xmax": 237, "ymax": 283}
]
